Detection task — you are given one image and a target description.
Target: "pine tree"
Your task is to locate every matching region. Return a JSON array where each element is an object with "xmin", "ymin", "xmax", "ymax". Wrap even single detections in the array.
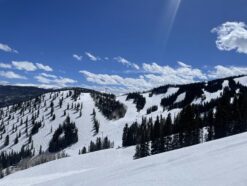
[
  {"xmin": 91, "ymin": 109, "xmax": 100, "ymax": 136},
  {"xmin": 134, "ymin": 144, "xmax": 141, "ymax": 159},
  {"xmin": 122, "ymin": 124, "xmax": 129, "ymax": 147},
  {"xmin": 39, "ymin": 145, "xmax": 42, "ymax": 155},
  {"xmin": 4, "ymin": 135, "xmax": 9, "ymax": 146},
  {"xmin": 103, "ymin": 136, "xmax": 110, "ymax": 149},
  {"xmin": 14, "ymin": 134, "xmax": 18, "ymax": 144},
  {"xmin": 82, "ymin": 146, "xmax": 87, "ymax": 154}
]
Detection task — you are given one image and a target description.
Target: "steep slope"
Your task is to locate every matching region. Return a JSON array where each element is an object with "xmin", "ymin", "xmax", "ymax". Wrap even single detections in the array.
[{"xmin": 1, "ymin": 131, "xmax": 247, "ymax": 186}]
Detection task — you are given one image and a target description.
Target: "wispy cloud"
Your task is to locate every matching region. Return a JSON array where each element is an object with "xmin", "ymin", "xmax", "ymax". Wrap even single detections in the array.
[
  {"xmin": 40, "ymin": 72, "xmax": 57, "ymax": 78},
  {"xmin": 15, "ymin": 83, "xmax": 60, "ymax": 89},
  {"xmin": 0, "ymin": 80, "xmax": 9, "ymax": 85},
  {"xmin": 208, "ymin": 65, "xmax": 247, "ymax": 79},
  {"xmin": 35, "ymin": 73, "xmax": 77, "ymax": 87},
  {"xmin": 212, "ymin": 22, "xmax": 247, "ymax": 54},
  {"xmin": 12, "ymin": 61, "xmax": 53, "ymax": 72},
  {"xmin": 0, "ymin": 43, "xmax": 18, "ymax": 53},
  {"xmin": 0, "ymin": 63, "xmax": 12, "ymax": 69},
  {"xmin": 79, "ymin": 70, "xmax": 151, "ymax": 92},
  {"xmin": 0, "ymin": 71, "xmax": 27, "ymax": 79},
  {"xmin": 12, "ymin": 61, "xmax": 37, "ymax": 71},
  {"xmin": 36, "ymin": 63, "xmax": 53, "ymax": 72},
  {"xmin": 85, "ymin": 52, "xmax": 101, "ymax": 61},
  {"xmin": 79, "ymin": 61, "xmax": 247, "ymax": 93},
  {"xmin": 114, "ymin": 56, "xmax": 140, "ymax": 70},
  {"xmin": 73, "ymin": 54, "xmax": 83, "ymax": 61}
]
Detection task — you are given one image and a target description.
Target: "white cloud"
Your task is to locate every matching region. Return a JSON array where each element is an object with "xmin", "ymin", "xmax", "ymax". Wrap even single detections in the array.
[
  {"xmin": 177, "ymin": 61, "xmax": 191, "ymax": 68},
  {"xmin": 73, "ymin": 54, "xmax": 83, "ymax": 61},
  {"xmin": 143, "ymin": 62, "xmax": 207, "ymax": 82},
  {"xmin": 114, "ymin": 56, "xmax": 140, "ymax": 70},
  {"xmin": 79, "ymin": 70, "xmax": 152, "ymax": 91},
  {"xmin": 81, "ymin": 62, "xmax": 246, "ymax": 93},
  {"xmin": 208, "ymin": 65, "xmax": 247, "ymax": 79},
  {"xmin": 35, "ymin": 73, "xmax": 77, "ymax": 87},
  {"xmin": 36, "ymin": 63, "xmax": 53, "ymax": 72},
  {"xmin": 0, "ymin": 71, "xmax": 27, "ymax": 79},
  {"xmin": 0, "ymin": 43, "xmax": 18, "ymax": 53},
  {"xmin": 35, "ymin": 75, "xmax": 52, "ymax": 84},
  {"xmin": 53, "ymin": 77, "xmax": 77, "ymax": 87},
  {"xmin": 15, "ymin": 83, "xmax": 60, "ymax": 89},
  {"xmin": 40, "ymin": 72, "xmax": 57, "ymax": 78},
  {"xmin": 212, "ymin": 22, "xmax": 247, "ymax": 54},
  {"xmin": 85, "ymin": 52, "xmax": 101, "ymax": 61},
  {"xmin": 12, "ymin": 61, "xmax": 53, "ymax": 72},
  {"xmin": 0, "ymin": 63, "xmax": 12, "ymax": 69},
  {"xmin": 12, "ymin": 61, "xmax": 37, "ymax": 71},
  {"xmin": 0, "ymin": 80, "xmax": 9, "ymax": 85}
]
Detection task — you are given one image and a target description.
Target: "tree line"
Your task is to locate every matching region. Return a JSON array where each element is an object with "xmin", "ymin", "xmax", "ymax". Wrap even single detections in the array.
[{"xmin": 122, "ymin": 86, "xmax": 247, "ymax": 159}]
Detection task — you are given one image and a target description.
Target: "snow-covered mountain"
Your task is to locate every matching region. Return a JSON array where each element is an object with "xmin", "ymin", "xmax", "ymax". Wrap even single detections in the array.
[{"xmin": 0, "ymin": 75, "xmax": 247, "ymax": 180}]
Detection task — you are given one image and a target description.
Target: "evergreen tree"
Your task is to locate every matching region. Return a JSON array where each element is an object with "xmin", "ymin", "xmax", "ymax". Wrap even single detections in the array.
[
  {"xmin": 122, "ymin": 124, "xmax": 129, "ymax": 147},
  {"xmin": 4, "ymin": 135, "xmax": 9, "ymax": 146},
  {"xmin": 91, "ymin": 109, "xmax": 100, "ymax": 136},
  {"xmin": 82, "ymin": 146, "xmax": 87, "ymax": 154}
]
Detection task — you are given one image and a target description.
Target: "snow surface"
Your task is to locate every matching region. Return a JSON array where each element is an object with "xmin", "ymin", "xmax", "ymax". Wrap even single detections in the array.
[
  {"xmin": 235, "ymin": 76, "xmax": 247, "ymax": 87},
  {"xmin": 2, "ymin": 132, "xmax": 247, "ymax": 186},
  {"xmin": 0, "ymin": 90, "xmax": 183, "ymax": 156},
  {"xmin": 174, "ymin": 92, "xmax": 186, "ymax": 103},
  {"xmin": 0, "ymin": 80, "xmax": 235, "ymax": 157},
  {"xmin": 192, "ymin": 80, "xmax": 229, "ymax": 105}
]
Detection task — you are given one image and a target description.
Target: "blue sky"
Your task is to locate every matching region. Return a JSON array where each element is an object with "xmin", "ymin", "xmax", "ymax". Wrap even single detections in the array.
[{"xmin": 0, "ymin": 0, "xmax": 247, "ymax": 93}]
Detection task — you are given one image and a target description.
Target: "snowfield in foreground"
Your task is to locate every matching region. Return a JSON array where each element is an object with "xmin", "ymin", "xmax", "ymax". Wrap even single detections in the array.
[{"xmin": 2, "ymin": 132, "xmax": 247, "ymax": 186}]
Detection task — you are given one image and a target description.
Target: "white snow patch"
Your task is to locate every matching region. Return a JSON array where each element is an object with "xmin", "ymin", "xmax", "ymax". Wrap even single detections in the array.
[
  {"xmin": 2, "ymin": 132, "xmax": 247, "ymax": 186},
  {"xmin": 174, "ymin": 92, "xmax": 186, "ymax": 103},
  {"xmin": 235, "ymin": 76, "xmax": 247, "ymax": 87}
]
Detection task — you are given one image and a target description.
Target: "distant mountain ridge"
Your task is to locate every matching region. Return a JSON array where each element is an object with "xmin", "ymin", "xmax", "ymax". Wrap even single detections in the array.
[{"xmin": 0, "ymin": 85, "xmax": 51, "ymax": 108}]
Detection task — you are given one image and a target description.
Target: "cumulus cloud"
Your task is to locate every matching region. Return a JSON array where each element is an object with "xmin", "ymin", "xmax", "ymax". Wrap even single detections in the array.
[
  {"xmin": 73, "ymin": 54, "xmax": 83, "ymax": 61},
  {"xmin": 0, "ymin": 71, "xmax": 27, "ymax": 79},
  {"xmin": 0, "ymin": 43, "xmax": 18, "ymax": 53},
  {"xmin": 0, "ymin": 63, "xmax": 12, "ymax": 69},
  {"xmin": 36, "ymin": 63, "xmax": 53, "ymax": 72},
  {"xmin": 35, "ymin": 73, "xmax": 77, "ymax": 87},
  {"xmin": 212, "ymin": 22, "xmax": 247, "ymax": 54},
  {"xmin": 114, "ymin": 56, "xmax": 140, "ymax": 70},
  {"xmin": 85, "ymin": 52, "xmax": 101, "ymax": 61},
  {"xmin": 12, "ymin": 61, "xmax": 37, "ymax": 71}
]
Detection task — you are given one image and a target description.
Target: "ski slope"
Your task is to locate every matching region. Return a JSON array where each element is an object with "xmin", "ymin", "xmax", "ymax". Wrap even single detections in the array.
[
  {"xmin": 0, "ymin": 89, "xmax": 183, "ymax": 156},
  {"xmin": 2, "ymin": 132, "xmax": 247, "ymax": 186}
]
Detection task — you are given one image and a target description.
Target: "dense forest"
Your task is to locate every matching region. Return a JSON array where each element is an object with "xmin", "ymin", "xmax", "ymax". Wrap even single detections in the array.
[
  {"xmin": 91, "ymin": 92, "xmax": 126, "ymax": 119},
  {"xmin": 122, "ymin": 83, "xmax": 247, "ymax": 159}
]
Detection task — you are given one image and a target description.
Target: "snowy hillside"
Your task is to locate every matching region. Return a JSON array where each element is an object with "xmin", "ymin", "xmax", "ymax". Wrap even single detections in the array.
[
  {"xmin": 0, "ymin": 75, "xmax": 247, "ymax": 177},
  {"xmin": 2, "ymin": 131, "xmax": 247, "ymax": 186},
  {"xmin": 0, "ymin": 86, "xmax": 185, "ymax": 156},
  {"xmin": 0, "ymin": 75, "xmax": 247, "ymax": 155}
]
